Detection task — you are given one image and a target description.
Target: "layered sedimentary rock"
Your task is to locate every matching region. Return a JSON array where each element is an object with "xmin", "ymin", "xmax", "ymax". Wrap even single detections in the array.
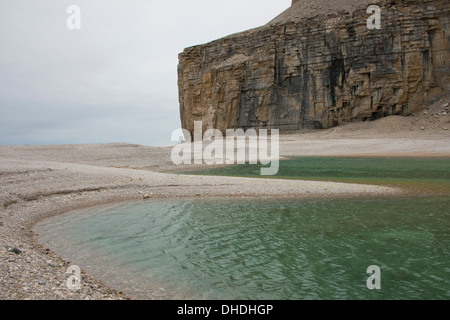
[{"xmin": 178, "ymin": 0, "xmax": 450, "ymax": 135}]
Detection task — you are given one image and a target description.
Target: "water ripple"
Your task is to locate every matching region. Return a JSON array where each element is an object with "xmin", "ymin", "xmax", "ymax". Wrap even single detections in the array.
[{"xmin": 36, "ymin": 197, "xmax": 450, "ymax": 300}]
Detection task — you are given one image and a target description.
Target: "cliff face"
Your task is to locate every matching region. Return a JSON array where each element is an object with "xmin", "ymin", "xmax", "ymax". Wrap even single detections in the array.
[{"xmin": 178, "ymin": 0, "xmax": 450, "ymax": 135}]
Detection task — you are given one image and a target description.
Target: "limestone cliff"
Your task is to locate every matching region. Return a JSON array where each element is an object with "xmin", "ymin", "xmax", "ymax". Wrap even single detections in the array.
[{"xmin": 178, "ymin": 0, "xmax": 450, "ymax": 135}]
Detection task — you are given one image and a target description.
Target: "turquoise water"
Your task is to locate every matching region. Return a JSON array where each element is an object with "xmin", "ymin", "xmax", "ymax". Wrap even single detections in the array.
[
  {"xmin": 36, "ymin": 157, "xmax": 450, "ymax": 299},
  {"xmin": 184, "ymin": 157, "xmax": 450, "ymax": 194},
  {"xmin": 37, "ymin": 196, "xmax": 450, "ymax": 300}
]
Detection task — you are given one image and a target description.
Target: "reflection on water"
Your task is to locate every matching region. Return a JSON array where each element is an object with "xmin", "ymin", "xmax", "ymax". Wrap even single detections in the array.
[{"xmin": 36, "ymin": 196, "xmax": 450, "ymax": 300}]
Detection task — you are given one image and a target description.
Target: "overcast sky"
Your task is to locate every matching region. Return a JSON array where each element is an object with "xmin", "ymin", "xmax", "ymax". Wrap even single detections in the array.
[{"xmin": 0, "ymin": 0, "xmax": 290, "ymax": 146}]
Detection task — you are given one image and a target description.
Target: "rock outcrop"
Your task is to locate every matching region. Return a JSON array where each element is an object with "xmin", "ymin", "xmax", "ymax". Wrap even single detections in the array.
[{"xmin": 178, "ymin": 0, "xmax": 450, "ymax": 135}]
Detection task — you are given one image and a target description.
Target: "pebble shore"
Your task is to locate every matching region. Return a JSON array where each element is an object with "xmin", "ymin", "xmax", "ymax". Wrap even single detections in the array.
[{"xmin": 0, "ymin": 135, "xmax": 444, "ymax": 300}]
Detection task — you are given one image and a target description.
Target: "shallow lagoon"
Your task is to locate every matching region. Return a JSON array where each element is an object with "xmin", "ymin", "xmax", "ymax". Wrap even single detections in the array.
[{"xmin": 36, "ymin": 157, "xmax": 450, "ymax": 299}]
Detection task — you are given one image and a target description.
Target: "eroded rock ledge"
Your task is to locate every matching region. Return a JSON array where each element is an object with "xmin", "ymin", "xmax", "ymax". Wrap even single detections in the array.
[{"xmin": 178, "ymin": 0, "xmax": 450, "ymax": 135}]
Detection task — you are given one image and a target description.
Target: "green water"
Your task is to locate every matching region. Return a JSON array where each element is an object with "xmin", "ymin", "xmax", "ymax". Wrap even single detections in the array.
[
  {"xmin": 35, "ymin": 157, "xmax": 450, "ymax": 300},
  {"xmin": 184, "ymin": 157, "xmax": 450, "ymax": 195},
  {"xmin": 37, "ymin": 197, "xmax": 449, "ymax": 300}
]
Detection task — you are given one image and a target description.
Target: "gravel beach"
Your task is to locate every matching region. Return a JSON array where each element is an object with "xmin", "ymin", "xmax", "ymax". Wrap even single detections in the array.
[{"xmin": 1, "ymin": 106, "xmax": 449, "ymax": 299}]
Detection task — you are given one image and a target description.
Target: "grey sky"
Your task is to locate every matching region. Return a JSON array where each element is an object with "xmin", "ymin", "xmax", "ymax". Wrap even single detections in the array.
[{"xmin": 0, "ymin": 0, "xmax": 290, "ymax": 146}]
